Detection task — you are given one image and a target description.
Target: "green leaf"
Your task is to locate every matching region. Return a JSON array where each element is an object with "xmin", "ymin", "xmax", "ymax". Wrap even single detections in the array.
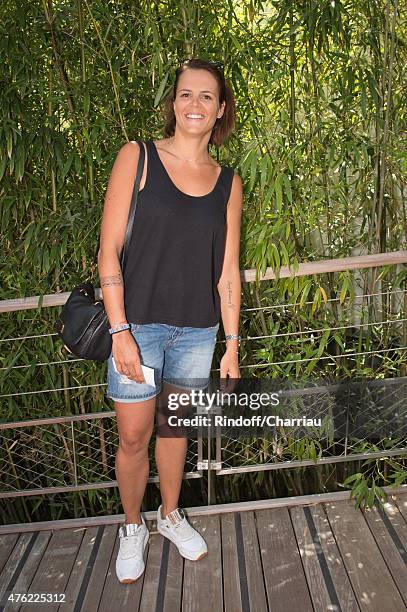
[
  {"xmin": 343, "ymin": 472, "xmax": 362, "ymax": 485},
  {"xmin": 83, "ymin": 92, "xmax": 90, "ymax": 116},
  {"xmin": 154, "ymin": 72, "xmax": 169, "ymax": 108},
  {"xmin": 275, "ymin": 174, "xmax": 282, "ymax": 211},
  {"xmin": 282, "ymin": 174, "xmax": 292, "ymax": 203},
  {"xmin": 248, "ymin": 149, "xmax": 257, "ymax": 192}
]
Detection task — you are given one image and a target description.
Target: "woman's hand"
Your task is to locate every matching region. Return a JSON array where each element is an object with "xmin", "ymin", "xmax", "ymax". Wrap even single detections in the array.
[
  {"xmin": 112, "ymin": 331, "xmax": 146, "ymax": 383},
  {"xmin": 220, "ymin": 347, "xmax": 240, "ymax": 392}
]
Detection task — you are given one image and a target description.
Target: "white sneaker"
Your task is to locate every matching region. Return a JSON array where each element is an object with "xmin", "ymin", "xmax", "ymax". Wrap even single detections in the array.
[
  {"xmin": 115, "ymin": 517, "xmax": 149, "ymax": 583},
  {"xmin": 157, "ymin": 505, "xmax": 208, "ymax": 561}
]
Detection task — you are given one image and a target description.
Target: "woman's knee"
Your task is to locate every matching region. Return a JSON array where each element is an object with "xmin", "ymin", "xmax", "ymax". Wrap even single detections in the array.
[
  {"xmin": 118, "ymin": 428, "xmax": 152, "ymax": 454},
  {"xmin": 115, "ymin": 397, "xmax": 156, "ymax": 454}
]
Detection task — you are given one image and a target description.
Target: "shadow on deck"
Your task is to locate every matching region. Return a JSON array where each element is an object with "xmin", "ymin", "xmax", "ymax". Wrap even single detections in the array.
[{"xmin": 0, "ymin": 491, "xmax": 407, "ymax": 612}]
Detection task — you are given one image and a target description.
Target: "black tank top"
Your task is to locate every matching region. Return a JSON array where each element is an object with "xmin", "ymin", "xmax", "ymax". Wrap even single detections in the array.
[{"xmin": 123, "ymin": 139, "xmax": 235, "ymax": 328}]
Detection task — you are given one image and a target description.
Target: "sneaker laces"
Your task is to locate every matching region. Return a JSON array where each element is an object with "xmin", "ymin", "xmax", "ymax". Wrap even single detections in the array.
[
  {"xmin": 119, "ymin": 522, "xmax": 145, "ymax": 557},
  {"xmin": 165, "ymin": 509, "xmax": 196, "ymax": 541}
]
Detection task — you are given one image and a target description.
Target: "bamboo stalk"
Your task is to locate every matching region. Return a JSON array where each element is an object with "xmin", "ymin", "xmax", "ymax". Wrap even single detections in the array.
[
  {"xmin": 83, "ymin": 0, "xmax": 128, "ymax": 142},
  {"xmin": 41, "ymin": 0, "xmax": 83, "ymax": 150},
  {"xmin": 376, "ymin": 0, "xmax": 398, "ymax": 249}
]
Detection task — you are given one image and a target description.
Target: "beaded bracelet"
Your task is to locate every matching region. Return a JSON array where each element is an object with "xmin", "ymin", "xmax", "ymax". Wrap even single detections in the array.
[
  {"xmin": 225, "ymin": 334, "xmax": 241, "ymax": 354},
  {"xmin": 109, "ymin": 323, "xmax": 131, "ymax": 335}
]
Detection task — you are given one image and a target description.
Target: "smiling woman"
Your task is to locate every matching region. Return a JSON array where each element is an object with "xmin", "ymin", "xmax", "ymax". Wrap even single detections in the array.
[
  {"xmin": 97, "ymin": 56, "xmax": 243, "ymax": 584},
  {"xmin": 163, "ymin": 57, "xmax": 236, "ymax": 147}
]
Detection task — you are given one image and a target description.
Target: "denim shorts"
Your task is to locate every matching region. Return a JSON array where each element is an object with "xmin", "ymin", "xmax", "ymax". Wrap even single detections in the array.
[{"xmin": 106, "ymin": 322, "xmax": 219, "ymax": 403}]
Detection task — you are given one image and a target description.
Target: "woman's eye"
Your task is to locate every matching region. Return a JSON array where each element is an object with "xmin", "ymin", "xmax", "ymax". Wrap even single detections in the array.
[{"xmin": 180, "ymin": 93, "xmax": 211, "ymax": 99}]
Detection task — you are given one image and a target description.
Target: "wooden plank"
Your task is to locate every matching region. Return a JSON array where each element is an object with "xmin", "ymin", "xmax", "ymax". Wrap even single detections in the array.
[
  {"xmin": 383, "ymin": 499, "xmax": 407, "ymax": 550},
  {"xmin": 310, "ymin": 505, "xmax": 359, "ymax": 611},
  {"xmin": 141, "ymin": 519, "xmax": 184, "ymax": 612},
  {"xmin": 139, "ymin": 533, "xmax": 163, "ymax": 611},
  {"xmin": 97, "ymin": 525, "xmax": 146, "ymax": 611},
  {"xmin": 182, "ymin": 514, "xmax": 222, "ymax": 612},
  {"xmin": 239, "ymin": 512, "xmax": 268, "ymax": 612},
  {"xmin": 256, "ymin": 507, "xmax": 313, "ymax": 612},
  {"xmin": 395, "ymin": 492, "xmax": 407, "ymax": 525},
  {"xmin": 2, "ymin": 532, "xmax": 51, "ymax": 612},
  {"xmin": 325, "ymin": 500, "xmax": 406, "ymax": 611},
  {"xmin": 159, "ymin": 536, "xmax": 183, "ymax": 612},
  {"xmin": 75, "ymin": 525, "xmax": 117, "ymax": 612},
  {"xmin": 221, "ymin": 513, "xmax": 243, "ymax": 612},
  {"xmin": 77, "ymin": 524, "xmax": 117, "ymax": 611},
  {"xmin": 363, "ymin": 504, "xmax": 407, "ymax": 607},
  {"xmin": 291, "ymin": 506, "xmax": 337, "ymax": 611},
  {"xmin": 58, "ymin": 526, "xmax": 99, "ymax": 611},
  {"xmin": 0, "ymin": 533, "xmax": 35, "ymax": 605},
  {"xmin": 0, "ymin": 534, "xmax": 19, "ymax": 575},
  {"xmin": 19, "ymin": 528, "xmax": 84, "ymax": 612}
]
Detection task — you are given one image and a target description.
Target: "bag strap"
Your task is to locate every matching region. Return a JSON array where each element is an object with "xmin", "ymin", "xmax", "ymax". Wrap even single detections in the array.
[
  {"xmin": 120, "ymin": 140, "xmax": 145, "ymax": 271},
  {"xmin": 93, "ymin": 140, "xmax": 145, "ymax": 270}
]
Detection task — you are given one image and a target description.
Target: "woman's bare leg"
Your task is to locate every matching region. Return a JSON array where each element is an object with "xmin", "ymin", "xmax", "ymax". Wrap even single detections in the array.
[
  {"xmin": 155, "ymin": 383, "xmax": 189, "ymax": 517},
  {"xmin": 114, "ymin": 397, "xmax": 156, "ymax": 524}
]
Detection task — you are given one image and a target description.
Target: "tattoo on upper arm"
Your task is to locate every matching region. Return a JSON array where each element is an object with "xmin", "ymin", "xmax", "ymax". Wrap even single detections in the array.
[
  {"xmin": 100, "ymin": 269, "xmax": 123, "ymax": 287},
  {"xmin": 227, "ymin": 281, "xmax": 236, "ymax": 309}
]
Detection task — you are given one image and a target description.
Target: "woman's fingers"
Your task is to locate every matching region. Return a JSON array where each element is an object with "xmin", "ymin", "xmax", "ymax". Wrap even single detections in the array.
[
  {"xmin": 132, "ymin": 361, "xmax": 146, "ymax": 384},
  {"xmin": 120, "ymin": 360, "xmax": 145, "ymax": 383},
  {"xmin": 116, "ymin": 353, "xmax": 146, "ymax": 383}
]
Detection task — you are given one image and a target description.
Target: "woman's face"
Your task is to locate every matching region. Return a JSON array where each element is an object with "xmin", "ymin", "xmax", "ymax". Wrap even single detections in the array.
[{"xmin": 173, "ymin": 68, "xmax": 225, "ymax": 136}]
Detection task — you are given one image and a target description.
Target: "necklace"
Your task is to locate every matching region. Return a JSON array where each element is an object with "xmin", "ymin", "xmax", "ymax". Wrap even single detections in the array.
[{"xmin": 158, "ymin": 137, "xmax": 212, "ymax": 164}]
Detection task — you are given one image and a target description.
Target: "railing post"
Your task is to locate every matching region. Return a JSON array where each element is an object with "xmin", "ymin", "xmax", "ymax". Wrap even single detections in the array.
[{"xmin": 71, "ymin": 420, "xmax": 78, "ymax": 487}]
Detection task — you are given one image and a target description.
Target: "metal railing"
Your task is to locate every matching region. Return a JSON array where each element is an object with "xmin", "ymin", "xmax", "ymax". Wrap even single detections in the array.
[{"xmin": 1, "ymin": 251, "xmax": 407, "ymax": 502}]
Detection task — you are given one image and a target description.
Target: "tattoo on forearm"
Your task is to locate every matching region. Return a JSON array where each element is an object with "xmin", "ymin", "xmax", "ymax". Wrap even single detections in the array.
[
  {"xmin": 227, "ymin": 281, "xmax": 236, "ymax": 310},
  {"xmin": 100, "ymin": 270, "xmax": 123, "ymax": 287}
]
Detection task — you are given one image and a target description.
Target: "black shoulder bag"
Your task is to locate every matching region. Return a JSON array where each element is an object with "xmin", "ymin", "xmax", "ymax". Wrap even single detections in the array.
[{"xmin": 55, "ymin": 140, "xmax": 145, "ymax": 362}]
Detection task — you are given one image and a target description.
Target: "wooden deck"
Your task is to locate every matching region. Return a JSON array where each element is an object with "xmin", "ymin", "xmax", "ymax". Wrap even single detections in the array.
[{"xmin": 0, "ymin": 492, "xmax": 406, "ymax": 612}]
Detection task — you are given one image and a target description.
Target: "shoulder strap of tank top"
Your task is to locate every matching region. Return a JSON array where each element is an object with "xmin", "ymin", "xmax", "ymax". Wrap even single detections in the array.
[
  {"xmin": 220, "ymin": 166, "xmax": 235, "ymax": 208},
  {"xmin": 145, "ymin": 138, "xmax": 168, "ymax": 183}
]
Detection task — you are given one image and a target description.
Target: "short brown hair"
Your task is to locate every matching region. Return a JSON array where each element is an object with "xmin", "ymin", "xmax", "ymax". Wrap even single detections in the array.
[{"xmin": 162, "ymin": 58, "xmax": 236, "ymax": 147}]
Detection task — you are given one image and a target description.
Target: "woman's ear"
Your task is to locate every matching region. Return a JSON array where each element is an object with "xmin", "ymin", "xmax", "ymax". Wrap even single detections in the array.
[{"xmin": 218, "ymin": 101, "xmax": 226, "ymax": 119}]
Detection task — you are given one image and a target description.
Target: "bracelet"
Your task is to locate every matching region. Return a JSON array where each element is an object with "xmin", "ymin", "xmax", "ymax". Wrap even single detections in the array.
[
  {"xmin": 225, "ymin": 334, "xmax": 241, "ymax": 342},
  {"xmin": 109, "ymin": 323, "xmax": 131, "ymax": 335}
]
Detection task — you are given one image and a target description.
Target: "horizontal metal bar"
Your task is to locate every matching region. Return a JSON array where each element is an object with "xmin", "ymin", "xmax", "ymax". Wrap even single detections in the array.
[
  {"xmin": 240, "ymin": 288, "xmax": 407, "ymax": 312},
  {"xmin": 0, "ymin": 471, "xmax": 203, "ymax": 499},
  {"xmin": 3, "ymin": 375, "xmax": 407, "ymax": 429},
  {"xmin": 238, "ymin": 318, "xmax": 407, "ymax": 343},
  {"xmin": 0, "ymin": 332, "xmax": 58, "ymax": 343},
  {"xmin": 0, "ymin": 357, "xmax": 84, "ymax": 371},
  {"xmin": 1, "ymin": 251, "xmax": 406, "ymax": 313},
  {"xmin": 215, "ymin": 448, "xmax": 407, "ymax": 474},
  {"xmin": 3, "ymin": 316, "xmax": 407, "ymax": 373},
  {"xmin": 3, "ymin": 343, "xmax": 407, "ymax": 397},
  {"xmin": 1, "ymin": 485, "xmax": 406, "ymax": 534},
  {"xmin": 0, "ymin": 382, "xmax": 107, "ymax": 399},
  {"xmin": 0, "ymin": 411, "xmax": 117, "ymax": 430},
  {"xmin": 0, "ymin": 288, "xmax": 406, "ymax": 342},
  {"xmin": 0, "ymin": 346, "xmax": 407, "ymax": 397},
  {"xmin": 3, "ymin": 317, "xmax": 406, "ymax": 372},
  {"xmin": 235, "ymin": 345, "xmax": 407, "ymax": 369}
]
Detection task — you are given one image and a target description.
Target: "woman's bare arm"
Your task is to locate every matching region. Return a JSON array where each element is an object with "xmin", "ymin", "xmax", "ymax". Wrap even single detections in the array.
[
  {"xmin": 217, "ymin": 173, "xmax": 243, "ymax": 378},
  {"xmin": 97, "ymin": 141, "xmax": 146, "ymax": 382}
]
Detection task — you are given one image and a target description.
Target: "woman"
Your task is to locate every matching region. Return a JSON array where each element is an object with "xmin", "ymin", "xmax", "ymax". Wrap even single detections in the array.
[{"xmin": 98, "ymin": 58, "xmax": 243, "ymax": 584}]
